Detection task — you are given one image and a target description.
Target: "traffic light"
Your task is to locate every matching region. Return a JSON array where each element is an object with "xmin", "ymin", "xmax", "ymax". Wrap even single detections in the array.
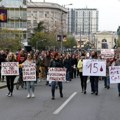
[
  {"xmin": 57, "ymin": 35, "xmax": 62, "ymax": 41},
  {"xmin": 63, "ymin": 35, "xmax": 67, "ymax": 41},
  {"xmin": 56, "ymin": 35, "xmax": 67, "ymax": 41}
]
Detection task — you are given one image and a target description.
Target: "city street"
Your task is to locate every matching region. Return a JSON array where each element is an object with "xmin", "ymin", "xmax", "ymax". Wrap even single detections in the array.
[{"xmin": 0, "ymin": 78, "xmax": 120, "ymax": 120}]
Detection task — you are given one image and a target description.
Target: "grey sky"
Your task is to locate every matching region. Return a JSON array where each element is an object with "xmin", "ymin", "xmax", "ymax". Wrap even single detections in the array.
[{"xmin": 33, "ymin": 0, "xmax": 120, "ymax": 31}]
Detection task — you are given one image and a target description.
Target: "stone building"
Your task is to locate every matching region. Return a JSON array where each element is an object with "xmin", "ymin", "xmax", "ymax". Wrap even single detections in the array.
[
  {"xmin": 94, "ymin": 31, "xmax": 116, "ymax": 50},
  {"xmin": 27, "ymin": 2, "xmax": 68, "ymax": 38}
]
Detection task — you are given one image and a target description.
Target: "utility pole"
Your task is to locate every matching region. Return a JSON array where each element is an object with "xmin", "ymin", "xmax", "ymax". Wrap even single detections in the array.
[
  {"xmin": 60, "ymin": 12, "xmax": 63, "ymax": 53},
  {"xmin": 80, "ymin": 25, "xmax": 81, "ymax": 49},
  {"xmin": 60, "ymin": 3, "xmax": 73, "ymax": 53}
]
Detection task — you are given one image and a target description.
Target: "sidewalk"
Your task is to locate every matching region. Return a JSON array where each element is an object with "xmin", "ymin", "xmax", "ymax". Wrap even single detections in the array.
[
  {"xmin": 0, "ymin": 76, "xmax": 18, "ymax": 89},
  {"xmin": 0, "ymin": 81, "xmax": 7, "ymax": 89}
]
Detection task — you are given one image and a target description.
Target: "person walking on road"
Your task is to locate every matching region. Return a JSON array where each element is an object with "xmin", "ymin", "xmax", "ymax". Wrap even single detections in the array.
[
  {"xmin": 77, "ymin": 54, "xmax": 88, "ymax": 94},
  {"xmin": 49, "ymin": 52, "xmax": 64, "ymax": 100},
  {"xmin": 21, "ymin": 53, "xmax": 36, "ymax": 98},
  {"xmin": 6, "ymin": 52, "xmax": 17, "ymax": 97},
  {"xmin": 115, "ymin": 55, "xmax": 120, "ymax": 96},
  {"xmin": 90, "ymin": 51, "xmax": 99, "ymax": 95}
]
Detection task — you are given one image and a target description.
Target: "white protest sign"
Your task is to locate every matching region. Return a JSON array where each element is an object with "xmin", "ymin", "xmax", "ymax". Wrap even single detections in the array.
[
  {"xmin": 101, "ymin": 49, "xmax": 114, "ymax": 59},
  {"xmin": 23, "ymin": 63, "xmax": 36, "ymax": 81},
  {"xmin": 83, "ymin": 59, "xmax": 106, "ymax": 76},
  {"xmin": 1, "ymin": 62, "xmax": 19, "ymax": 76},
  {"xmin": 47, "ymin": 67, "xmax": 66, "ymax": 82},
  {"xmin": 109, "ymin": 66, "xmax": 120, "ymax": 84}
]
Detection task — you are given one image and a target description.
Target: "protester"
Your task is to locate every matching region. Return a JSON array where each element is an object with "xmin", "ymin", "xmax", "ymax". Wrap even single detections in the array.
[
  {"xmin": 44, "ymin": 51, "xmax": 51, "ymax": 85},
  {"xmin": 115, "ymin": 55, "xmax": 120, "ymax": 96},
  {"xmin": 63, "ymin": 54, "xmax": 72, "ymax": 82},
  {"xmin": 17, "ymin": 49, "xmax": 27, "ymax": 89},
  {"xmin": 21, "ymin": 53, "xmax": 36, "ymax": 98},
  {"xmin": 71, "ymin": 54, "xmax": 77, "ymax": 79},
  {"xmin": 0, "ymin": 50, "xmax": 6, "ymax": 82},
  {"xmin": 39, "ymin": 55, "xmax": 46, "ymax": 81},
  {"xmin": 6, "ymin": 52, "xmax": 17, "ymax": 97},
  {"xmin": 33, "ymin": 53, "xmax": 41, "ymax": 83},
  {"xmin": 77, "ymin": 54, "xmax": 88, "ymax": 94},
  {"xmin": 90, "ymin": 51, "xmax": 99, "ymax": 95},
  {"xmin": 104, "ymin": 58, "xmax": 111, "ymax": 89},
  {"xmin": 49, "ymin": 52, "xmax": 64, "ymax": 100}
]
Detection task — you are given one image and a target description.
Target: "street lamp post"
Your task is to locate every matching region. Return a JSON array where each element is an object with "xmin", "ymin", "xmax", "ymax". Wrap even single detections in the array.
[{"xmin": 60, "ymin": 3, "xmax": 72, "ymax": 53}]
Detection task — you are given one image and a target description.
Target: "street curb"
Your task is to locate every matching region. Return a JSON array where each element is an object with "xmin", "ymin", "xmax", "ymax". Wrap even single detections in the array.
[
  {"xmin": 0, "ymin": 85, "xmax": 7, "ymax": 89},
  {"xmin": 0, "ymin": 83, "xmax": 17, "ymax": 89}
]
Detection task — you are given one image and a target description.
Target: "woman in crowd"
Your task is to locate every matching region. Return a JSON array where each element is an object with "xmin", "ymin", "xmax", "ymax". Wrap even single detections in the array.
[
  {"xmin": 104, "ymin": 58, "xmax": 111, "ymax": 89},
  {"xmin": 77, "ymin": 54, "xmax": 88, "ymax": 94},
  {"xmin": 63, "ymin": 54, "xmax": 72, "ymax": 82},
  {"xmin": 21, "ymin": 53, "xmax": 36, "ymax": 98},
  {"xmin": 90, "ymin": 51, "xmax": 99, "ymax": 95},
  {"xmin": 0, "ymin": 50, "xmax": 6, "ymax": 82},
  {"xmin": 33, "ymin": 53, "xmax": 41, "ymax": 83},
  {"xmin": 6, "ymin": 52, "xmax": 17, "ymax": 97},
  {"xmin": 49, "ymin": 52, "xmax": 64, "ymax": 100},
  {"xmin": 115, "ymin": 55, "xmax": 120, "ymax": 96}
]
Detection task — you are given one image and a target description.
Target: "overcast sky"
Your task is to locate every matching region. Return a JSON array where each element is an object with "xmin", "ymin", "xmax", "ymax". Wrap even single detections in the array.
[{"xmin": 32, "ymin": 0, "xmax": 120, "ymax": 31}]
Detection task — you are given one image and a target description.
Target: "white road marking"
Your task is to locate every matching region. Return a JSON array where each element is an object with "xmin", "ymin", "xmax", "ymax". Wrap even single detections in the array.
[{"xmin": 53, "ymin": 92, "xmax": 77, "ymax": 115}]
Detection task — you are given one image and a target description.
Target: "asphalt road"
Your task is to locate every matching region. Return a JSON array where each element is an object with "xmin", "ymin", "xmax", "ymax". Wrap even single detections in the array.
[{"xmin": 0, "ymin": 78, "xmax": 120, "ymax": 120}]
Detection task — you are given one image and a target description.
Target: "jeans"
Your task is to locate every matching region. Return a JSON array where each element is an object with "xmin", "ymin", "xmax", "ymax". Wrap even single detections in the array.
[
  {"xmin": 73, "ymin": 68, "xmax": 76, "ymax": 78},
  {"xmin": 66, "ymin": 71, "xmax": 71, "ymax": 81},
  {"xmin": 51, "ymin": 81, "xmax": 63, "ymax": 98},
  {"xmin": 103, "ymin": 76, "xmax": 110, "ymax": 88},
  {"xmin": 26, "ymin": 81, "xmax": 35, "ymax": 94}
]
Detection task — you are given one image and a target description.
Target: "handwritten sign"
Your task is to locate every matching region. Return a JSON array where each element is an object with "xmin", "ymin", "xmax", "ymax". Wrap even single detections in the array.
[
  {"xmin": 23, "ymin": 63, "xmax": 36, "ymax": 81},
  {"xmin": 101, "ymin": 49, "xmax": 114, "ymax": 58},
  {"xmin": 109, "ymin": 66, "xmax": 120, "ymax": 84},
  {"xmin": 1, "ymin": 62, "xmax": 19, "ymax": 76},
  {"xmin": 83, "ymin": 59, "xmax": 106, "ymax": 76},
  {"xmin": 47, "ymin": 67, "xmax": 66, "ymax": 82}
]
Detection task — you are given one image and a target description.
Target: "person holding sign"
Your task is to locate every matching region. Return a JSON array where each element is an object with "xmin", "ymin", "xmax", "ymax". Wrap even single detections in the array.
[
  {"xmin": 49, "ymin": 52, "xmax": 64, "ymax": 100},
  {"xmin": 21, "ymin": 53, "xmax": 36, "ymax": 98},
  {"xmin": 115, "ymin": 57, "xmax": 120, "ymax": 96},
  {"xmin": 103, "ymin": 58, "xmax": 111, "ymax": 89},
  {"xmin": 90, "ymin": 51, "xmax": 99, "ymax": 95},
  {"xmin": 5, "ymin": 52, "xmax": 17, "ymax": 97}
]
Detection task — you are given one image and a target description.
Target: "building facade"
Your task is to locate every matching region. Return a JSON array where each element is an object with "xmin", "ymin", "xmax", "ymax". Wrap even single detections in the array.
[
  {"xmin": 68, "ymin": 8, "xmax": 98, "ymax": 35},
  {"xmin": 68, "ymin": 8, "xmax": 98, "ymax": 48},
  {"xmin": 94, "ymin": 31, "xmax": 116, "ymax": 50},
  {"xmin": 27, "ymin": 2, "xmax": 68, "ymax": 38},
  {"xmin": 0, "ymin": 0, "xmax": 27, "ymax": 44}
]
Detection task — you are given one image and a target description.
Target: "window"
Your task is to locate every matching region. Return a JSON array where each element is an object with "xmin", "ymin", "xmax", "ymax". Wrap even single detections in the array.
[
  {"xmin": 39, "ymin": 11, "xmax": 43, "ymax": 17},
  {"xmin": 33, "ymin": 20, "xmax": 37, "ymax": 27},
  {"xmin": 101, "ymin": 39, "xmax": 108, "ymax": 49}
]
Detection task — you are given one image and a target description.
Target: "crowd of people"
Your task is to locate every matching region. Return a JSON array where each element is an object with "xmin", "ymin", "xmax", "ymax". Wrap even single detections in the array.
[{"xmin": 0, "ymin": 48, "xmax": 119, "ymax": 100}]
